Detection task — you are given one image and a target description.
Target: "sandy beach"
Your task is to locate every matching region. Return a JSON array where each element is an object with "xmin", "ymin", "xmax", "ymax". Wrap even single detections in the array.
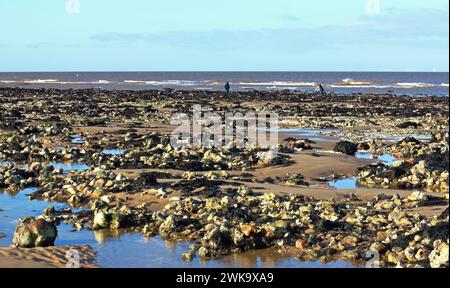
[{"xmin": 0, "ymin": 245, "xmax": 97, "ymax": 268}]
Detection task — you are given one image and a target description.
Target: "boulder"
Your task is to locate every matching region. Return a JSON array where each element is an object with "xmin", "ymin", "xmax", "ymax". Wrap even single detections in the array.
[
  {"xmin": 12, "ymin": 217, "xmax": 57, "ymax": 248},
  {"xmin": 333, "ymin": 141, "xmax": 358, "ymax": 155},
  {"xmin": 438, "ymin": 207, "xmax": 449, "ymax": 220},
  {"xmin": 429, "ymin": 240, "xmax": 449, "ymax": 268},
  {"xmin": 396, "ymin": 121, "xmax": 420, "ymax": 129},
  {"xmin": 136, "ymin": 172, "xmax": 158, "ymax": 187},
  {"xmin": 93, "ymin": 211, "xmax": 111, "ymax": 229}
]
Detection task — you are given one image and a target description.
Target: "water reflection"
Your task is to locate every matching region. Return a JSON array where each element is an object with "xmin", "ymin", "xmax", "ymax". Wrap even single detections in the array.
[
  {"xmin": 71, "ymin": 135, "xmax": 85, "ymax": 144},
  {"xmin": 103, "ymin": 149, "xmax": 126, "ymax": 155},
  {"xmin": 328, "ymin": 177, "xmax": 359, "ymax": 190},
  {"xmin": 93, "ymin": 229, "xmax": 121, "ymax": 244},
  {"xmin": 1, "ymin": 188, "xmax": 356, "ymax": 268},
  {"xmin": 51, "ymin": 162, "xmax": 89, "ymax": 172},
  {"xmin": 277, "ymin": 128, "xmax": 338, "ymax": 142},
  {"xmin": 386, "ymin": 135, "xmax": 432, "ymax": 142},
  {"xmin": 355, "ymin": 152, "xmax": 398, "ymax": 166}
]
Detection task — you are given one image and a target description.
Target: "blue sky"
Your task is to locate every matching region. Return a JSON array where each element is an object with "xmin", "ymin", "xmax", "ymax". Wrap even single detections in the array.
[{"xmin": 0, "ymin": 0, "xmax": 448, "ymax": 71}]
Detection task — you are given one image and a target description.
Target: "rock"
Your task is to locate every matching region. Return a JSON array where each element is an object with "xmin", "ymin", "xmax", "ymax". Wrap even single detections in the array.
[
  {"xmin": 399, "ymin": 136, "xmax": 420, "ymax": 144},
  {"xmin": 93, "ymin": 211, "xmax": 111, "ymax": 229},
  {"xmin": 429, "ymin": 240, "xmax": 449, "ymax": 268},
  {"xmin": 100, "ymin": 195, "xmax": 116, "ymax": 204},
  {"xmin": 198, "ymin": 247, "xmax": 211, "ymax": 259},
  {"xmin": 333, "ymin": 141, "xmax": 358, "ymax": 155},
  {"xmin": 358, "ymin": 142, "xmax": 370, "ymax": 151},
  {"xmin": 397, "ymin": 121, "xmax": 420, "ymax": 129},
  {"xmin": 295, "ymin": 239, "xmax": 306, "ymax": 250},
  {"xmin": 136, "ymin": 172, "xmax": 158, "ymax": 186},
  {"xmin": 285, "ymin": 174, "xmax": 308, "ymax": 186},
  {"xmin": 182, "ymin": 250, "xmax": 196, "ymax": 261},
  {"xmin": 43, "ymin": 206, "xmax": 56, "ymax": 216},
  {"xmin": 407, "ymin": 191, "xmax": 428, "ymax": 202},
  {"xmin": 12, "ymin": 217, "xmax": 57, "ymax": 247},
  {"xmin": 438, "ymin": 207, "xmax": 449, "ymax": 220},
  {"xmin": 370, "ymin": 242, "xmax": 387, "ymax": 253},
  {"xmin": 237, "ymin": 185, "xmax": 253, "ymax": 197},
  {"xmin": 240, "ymin": 224, "xmax": 256, "ymax": 237}
]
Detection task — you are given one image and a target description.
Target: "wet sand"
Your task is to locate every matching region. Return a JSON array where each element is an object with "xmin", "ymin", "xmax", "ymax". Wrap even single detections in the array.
[{"xmin": 0, "ymin": 245, "xmax": 97, "ymax": 268}]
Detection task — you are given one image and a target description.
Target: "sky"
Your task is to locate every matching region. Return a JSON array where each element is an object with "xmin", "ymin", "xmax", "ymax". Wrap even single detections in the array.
[{"xmin": 0, "ymin": 0, "xmax": 448, "ymax": 72}]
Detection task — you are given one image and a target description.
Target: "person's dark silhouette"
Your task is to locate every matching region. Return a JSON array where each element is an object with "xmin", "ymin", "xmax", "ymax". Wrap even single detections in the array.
[
  {"xmin": 225, "ymin": 81, "xmax": 231, "ymax": 94},
  {"xmin": 315, "ymin": 83, "xmax": 325, "ymax": 95}
]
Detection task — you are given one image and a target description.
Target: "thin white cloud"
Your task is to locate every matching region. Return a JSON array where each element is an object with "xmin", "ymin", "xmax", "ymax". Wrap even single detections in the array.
[{"xmin": 89, "ymin": 8, "xmax": 448, "ymax": 53}]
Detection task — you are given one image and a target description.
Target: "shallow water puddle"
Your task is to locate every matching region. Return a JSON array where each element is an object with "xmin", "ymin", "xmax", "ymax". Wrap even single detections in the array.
[
  {"xmin": 0, "ymin": 188, "xmax": 356, "ymax": 268},
  {"xmin": 20, "ymin": 162, "xmax": 89, "ymax": 172},
  {"xmin": 51, "ymin": 162, "xmax": 90, "ymax": 171},
  {"xmin": 329, "ymin": 153, "xmax": 398, "ymax": 189},
  {"xmin": 328, "ymin": 177, "xmax": 359, "ymax": 189},
  {"xmin": 279, "ymin": 128, "xmax": 338, "ymax": 142},
  {"xmin": 103, "ymin": 149, "xmax": 126, "ymax": 155},
  {"xmin": 71, "ymin": 134, "xmax": 85, "ymax": 144},
  {"xmin": 355, "ymin": 152, "xmax": 399, "ymax": 166},
  {"xmin": 385, "ymin": 135, "xmax": 432, "ymax": 142}
]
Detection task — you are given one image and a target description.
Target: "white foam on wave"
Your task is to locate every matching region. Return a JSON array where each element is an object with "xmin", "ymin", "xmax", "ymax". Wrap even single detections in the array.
[
  {"xmin": 341, "ymin": 78, "xmax": 375, "ymax": 85},
  {"xmin": 441, "ymin": 83, "xmax": 449, "ymax": 87},
  {"xmin": 239, "ymin": 81, "xmax": 316, "ymax": 87},
  {"xmin": 92, "ymin": 80, "xmax": 112, "ymax": 84},
  {"xmin": 123, "ymin": 80, "xmax": 205, "ymax": 86},
  {"xmin": 7, "ymin": 79, "xmax": 90, "ymax": 85},
  {"xmin": 23, "ymin": 79, "xmax": 59, "ymax": 84},
  {"xmin": 145, "ymin": 80, "xmax": 197, "ymax": 86},
  {"xmin": 124, "ymin": 80, "xmax": 147, "ymax": 84},
  {"xmin": 396, "ymin": 82, "xmax": 435, "ymax": 88},
  {"xmin": 329, "ymin": 84, "xmax": 392, "ymax": 89},
  {"xmin": 330, "ymin": 82, "xmax": 441, "ymax": 89}
]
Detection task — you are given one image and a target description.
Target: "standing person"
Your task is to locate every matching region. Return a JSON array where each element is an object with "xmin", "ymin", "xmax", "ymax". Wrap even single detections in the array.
[
  {"xmin": 315, "ymin": 83, "xmax": 325, "ymax": 95},
  {"xmin": 225, "ymin": 81, "xmax": 231, "ymax": 94}
]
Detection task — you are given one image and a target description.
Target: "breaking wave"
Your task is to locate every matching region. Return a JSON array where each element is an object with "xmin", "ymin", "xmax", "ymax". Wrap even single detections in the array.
[
  {"xmin": 124, "ymin": 80, "xmax": 207, "ymax": 86},
  {"xmin": 396, "ymin": 82, "xmax": 435, "ymax": 88},
  {"xmin": 341, "ymin": 78, "xmax": 376, "ymax": 85},
  {"xmin": 238, "ymin": 81, "xmax": 316, "ymax": 87}
]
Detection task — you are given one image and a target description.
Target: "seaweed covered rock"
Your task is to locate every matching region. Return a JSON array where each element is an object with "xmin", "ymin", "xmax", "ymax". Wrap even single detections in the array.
[
  {"xmin": 12, "ymin": 217, "xmax": 57, "ymax": 248},
  {"xmin": 357, "ymin": 151, "xmax": 449, "ymax": 192},
  {"xmin": 397, "ymin": 122, "xmax": 420, "ymax": 129},
  {"xmin": 136, "ymin": 172, "xmax": 158, "ymax": 187},
  {"xmin": 334, "ymin": 141, "xmax": 358, "ymax": 155}
]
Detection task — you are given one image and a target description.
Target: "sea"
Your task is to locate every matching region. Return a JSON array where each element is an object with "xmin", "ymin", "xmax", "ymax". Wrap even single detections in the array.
[{"xmin": 0, "ymin": 72, "xmax": 448, "ymax": 96}]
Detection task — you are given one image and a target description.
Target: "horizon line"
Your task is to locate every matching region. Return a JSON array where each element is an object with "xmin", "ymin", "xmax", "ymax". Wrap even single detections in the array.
[{"xmin": 0, "ymin": 70, "xmax": 449, "ymax": 73}]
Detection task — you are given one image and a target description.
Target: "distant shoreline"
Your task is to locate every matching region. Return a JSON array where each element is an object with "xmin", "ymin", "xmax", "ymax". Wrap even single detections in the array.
[
  {"xmin": 0, "ymin": 86, "xmax": 448, "ymax": 98},
  {"xmin": 0, "ymin": 71, "xmax": 448, "ymax": 96}
]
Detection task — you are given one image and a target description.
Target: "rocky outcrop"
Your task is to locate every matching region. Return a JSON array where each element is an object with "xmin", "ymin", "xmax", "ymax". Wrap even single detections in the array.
[
  {"xmin": 12, "ymin": 217, "xmax": 57, "ymax": 248},
  {"xmin": 429, "ymin": 240, "xmax": 449, "ymax": 268},
  {"xmin": 334, "ymin": 141, "xmax": 358, "ymax": 155}
]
